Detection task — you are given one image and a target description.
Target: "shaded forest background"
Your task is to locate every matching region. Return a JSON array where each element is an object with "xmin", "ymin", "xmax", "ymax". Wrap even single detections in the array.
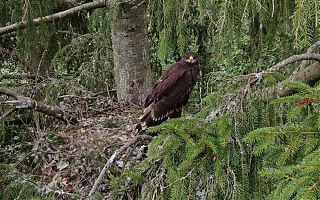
[{"xmin": 0, "ymin": 0, "xmax": 319, "ymax": 199}]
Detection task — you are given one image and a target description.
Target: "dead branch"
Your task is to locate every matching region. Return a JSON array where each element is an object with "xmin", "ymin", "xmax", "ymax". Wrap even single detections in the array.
[
  {"xmin": 259, "ymin": 61, "xmax": 320, "ymax": 101},
  {"xmin": 0, "ymin": 87, "xmax": 78, "ymax": 124},
  {"xmin": 295, "ymin": 41, "xmax": 320, "ymax": 72},
  {"xmin": 266, "ymin": 53, "xmax": 320, "ymax": 72},
  {"xmin": 229, "ymin": 52, "xmax": 320, "ymax": 84},
  {"xmin": 208, "ymin": 53, "xmax": 320, "ymax": 120},
  {"xmin": 0, "ymin": 87, "xmax": 26, "ymax": 99},
  {"xmin": 88, "ymin": 134, "xmax": 153, "ymax": 198},
  {"xmin": 0, "ymin": 0, "xmax": 120, "ymax": 35}
]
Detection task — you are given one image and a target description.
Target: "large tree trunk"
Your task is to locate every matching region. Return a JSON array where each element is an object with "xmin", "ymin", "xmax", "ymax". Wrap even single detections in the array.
[{"xmin": 111, "ymin": 0, "xmax": 151, "ymax": 106}]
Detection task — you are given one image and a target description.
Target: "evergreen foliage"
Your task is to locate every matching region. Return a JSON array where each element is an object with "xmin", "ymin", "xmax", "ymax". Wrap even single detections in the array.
[
  {"xmin": 244, "ymin": 81, "xmax": 320, "ymax": 200},
  {"xmin": 1, "ymin": 0, "xmax": 320, "ymax": 199},
  {"xmin": 110, "ymin": 116, "xmax": 246, "ymax": 199},
  {"xmin": 109, "ymin": 81, "xmax": 320, "ymax": 199},
  {"xmin": 147, "ymin": 0, "xmax": 319, "ymax": 93}
]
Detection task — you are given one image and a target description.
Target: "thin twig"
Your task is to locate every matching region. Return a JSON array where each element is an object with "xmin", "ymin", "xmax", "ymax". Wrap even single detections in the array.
[
  {"xmin": 0, "ymin": 0, "xmax": 107, "ymax": 35},
  {"xmin": 88, "ymin": 134, "xmax": 153, "ymax": 198},
  {"xmin": 0, "ymin": 0, "xmax": 130, "ymax": 35}
]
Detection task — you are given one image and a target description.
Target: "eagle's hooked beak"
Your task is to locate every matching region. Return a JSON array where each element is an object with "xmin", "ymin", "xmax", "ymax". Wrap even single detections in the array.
[{"xmin": 186, "ymin": 56, "xmax": 195, "ymax": 63}]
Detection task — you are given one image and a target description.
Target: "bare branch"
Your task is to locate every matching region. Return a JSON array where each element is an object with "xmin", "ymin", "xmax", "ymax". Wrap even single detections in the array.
[
  {"xmin": 0, "ymin": 87, "xmax": 26, "ymax": 99},
  {"xmin": 255, "ymin": 53, "xmax": 320, "ymax": 100},
  {"xmin": 231, "ymin": 53, "xmax": 320, "ymax": 83},
  {"xmin": 88, "ymin": 134, "xmax": 153, "ymax": 197},
  {"xmin": 259, "ymin": 61, "xmax": 320, "ymax": 101},
  {"xmin": 266, "ymin": 53, "xmax": 320, "ymax": 73},
  {"xmin": 295, "ymin": 41, "xmax": 320, "ymax": 72},
  {"xmin": 0, "ymin": 87, "xmax": 78, "ymax": 124},
  {"xmin": 208, "ymin": 54, "xmax": 320, "ymax": 120},
  {"xmin": 0, "ymin": 0, "xmax": 116, "ymax": 35}
]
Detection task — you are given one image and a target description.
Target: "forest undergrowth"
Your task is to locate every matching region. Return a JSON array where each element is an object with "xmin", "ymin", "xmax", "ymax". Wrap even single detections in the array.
[
  {"xmin": 0, "ymin": 93, "xmax": 149, "ymax": 199},
  {"xmin": 1, "ymin": 77, "xmax": 319, "ymax": 200}
]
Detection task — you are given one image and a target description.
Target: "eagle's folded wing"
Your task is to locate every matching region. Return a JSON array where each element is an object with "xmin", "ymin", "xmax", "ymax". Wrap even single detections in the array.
[{"xmin": 140, "ymin": 63, "xmax": 195, "ymax": 127}]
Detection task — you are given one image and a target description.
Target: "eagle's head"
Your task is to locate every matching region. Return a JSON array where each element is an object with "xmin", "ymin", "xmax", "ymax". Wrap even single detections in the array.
[{"xmin": 181, "ymin": 52, "xmax": 200, "ymax": 64}]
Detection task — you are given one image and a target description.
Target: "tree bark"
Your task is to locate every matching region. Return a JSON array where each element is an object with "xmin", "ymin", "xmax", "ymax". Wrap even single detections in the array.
[{"xmin": 111, "ymin": 0, "xmax": 151, "ymax": 106}]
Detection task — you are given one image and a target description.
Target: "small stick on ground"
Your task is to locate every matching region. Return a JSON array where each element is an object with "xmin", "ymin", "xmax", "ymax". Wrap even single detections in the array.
[
  {"xmin": 88, "ymin": 134, "xmax": 153, "ymax": 198},
  {"xmin": 0, "ymin": 108, "xmax": 16, "ymax": 121}
]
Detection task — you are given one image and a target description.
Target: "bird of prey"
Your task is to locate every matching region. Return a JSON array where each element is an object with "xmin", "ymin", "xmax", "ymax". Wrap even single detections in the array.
[{"xmin": 137, "ymin": 52, "xmax": 200, "ymax": 131}]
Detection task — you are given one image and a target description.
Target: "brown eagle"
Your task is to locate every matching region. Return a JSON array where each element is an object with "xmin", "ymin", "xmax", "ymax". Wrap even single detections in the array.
[{"xmin": 137, "ymin": 52, "xmax": 200, "ymax": 131}]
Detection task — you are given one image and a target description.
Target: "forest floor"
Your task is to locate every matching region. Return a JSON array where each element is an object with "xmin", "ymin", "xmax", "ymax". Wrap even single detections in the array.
[{"xmin": 1, "ymin": 96, "xmax": 150, "ymax": 199}]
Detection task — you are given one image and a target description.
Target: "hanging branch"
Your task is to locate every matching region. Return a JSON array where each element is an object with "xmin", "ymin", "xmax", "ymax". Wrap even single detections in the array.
[
  {"xmin": 88, "ymin": 134, "xmax": 153, "ymax": 198},
  {"xmin": 0, "ymin": 87, "xmax": 78, "ymax": 124},
  {"xmin": 0, "ymin": 0, "xmax": 124, "ymax": 35}
]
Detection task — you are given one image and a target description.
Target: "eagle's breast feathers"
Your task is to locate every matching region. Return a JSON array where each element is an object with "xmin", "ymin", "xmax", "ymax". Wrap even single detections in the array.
[{"xmin": 138, "ymin": 52, "xmax": 199, "ymax": 131}]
